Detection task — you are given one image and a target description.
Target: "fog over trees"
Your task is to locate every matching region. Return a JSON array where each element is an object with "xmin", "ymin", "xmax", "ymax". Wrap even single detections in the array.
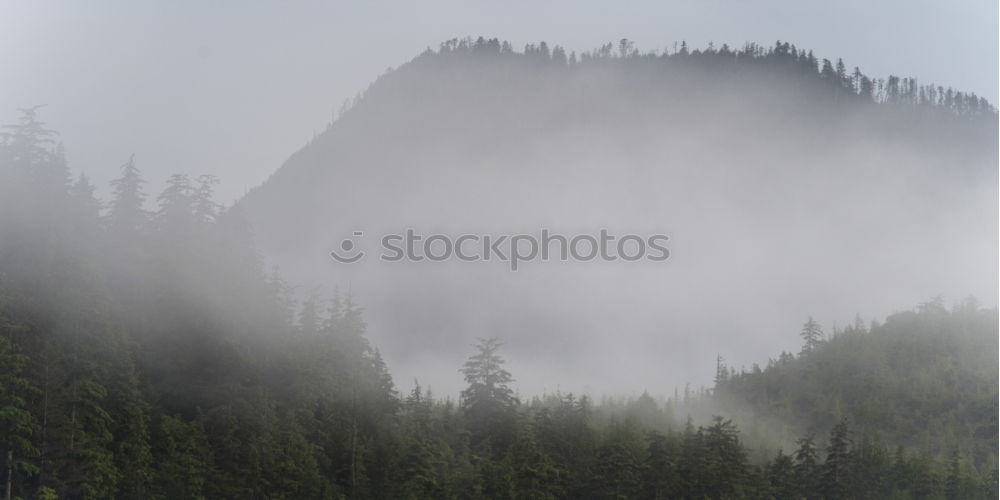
[
  {"xmin": 0, "ymin": 38, "xmax": 996, "ymax": 498},
  {"xmin": 240, "ymin": 37, "xmax": 996, "ymax": 397}
]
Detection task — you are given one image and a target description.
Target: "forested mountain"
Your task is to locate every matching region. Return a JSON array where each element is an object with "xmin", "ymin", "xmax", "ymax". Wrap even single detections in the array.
[
  {"xmin": 712, "ymin": 301, "xmax": 998, "ymax": 463},
  {"xmin": 0, "ymin": 106, "xmax": 996, "ymax": 499},
  {"xmin": 237, "ymin": 37, "xmax": 998, "ymax": 397},
  {"xmin": 0, "ymin": 38, "xmax": 996, "ymax": 499}
]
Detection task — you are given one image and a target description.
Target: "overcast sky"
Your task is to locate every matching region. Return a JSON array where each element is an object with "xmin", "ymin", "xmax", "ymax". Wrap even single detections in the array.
[{"xmin": 1, "ymin": 0, "xmax": 996, "ymax": 202}]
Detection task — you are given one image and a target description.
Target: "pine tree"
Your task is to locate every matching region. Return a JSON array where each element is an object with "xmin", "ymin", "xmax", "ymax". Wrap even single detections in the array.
[
  {"xmin": 0, "ymin": 317, "xmax": 39, "ymax": 500},
  {"xmin": 0, "ymin": 106, "xmax": 66, "ymax": 197},
  {"xmin": 593, "ymin": 417, "xmax": 645, "ymax": 499},
  {"xmin": 460, "ymin": 337, "xmax": 516, "ymax": 421},
  {"xmin": 822, "ymin": 418, "xmax": 852, "ymax": 498},
  {"xmin": 396, "ymin": 433, "xmax": 443, "ymax": 499},
  {"xmin": 643, "ymin": 430, "xmax": 679, "ymax": 500},
  {"xmin": 767, "ymin": 450, "xmax": 798, "ymax": 499},
  {"xmin": 835, "ymin": 58, "xmax": 848, "ymax": 88},
  {"xmin": 508, "ymin": 423, "xmax": 560, "ymax": 499},
  {"xmin": 460, "ymin": 337, "xmax": 518, "ymax": 462},
  {"xmin": 106, "ymin": 155, "xmax": 147, "ymax": 236},
  {"xmin": 191, "ymin": 174, "xmax": 220, "ymax": 225},
  {"xmin": 794, "ymin": 435, "xmax": 821, "ymax": 499},
  {"xmin": 702, "ymin": 416, "xmax": 747, "ymax": 498},
  {"xmin": 70, "ymin": 174, "xmax": 102, "ymax": 222},
  {"xmin": 799, "ymin": 317, "xmax": 824, "ymax": 355},
  {"xmin": 155, "ymin": 174, "xmax": 194, "ymax": 237},
  {"xmin": 677, "ymin": 418, "xmax": 706, "ymax": 498},
  {"xmin": 152, "ymin": 415, "xmax": 212, "ymax": 500}
]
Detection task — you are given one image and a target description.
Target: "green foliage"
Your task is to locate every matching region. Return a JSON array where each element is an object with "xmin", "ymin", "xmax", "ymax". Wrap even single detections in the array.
[
  {"xmin": 715, "ymin": 303, "xmax": 999, "ymax": 471},
  {"xmin": 821, "ymin": 419, "xmax": 851, "ymax": 498},
  {"xmin": 0, "ymin": 318, "xmax": 40, "ymax": 499},
  {"xmin": 0, "ymin": 106, "xmax": 995, "ymax": 499},
  {"xmin": 152, "ymin": 414, "xmax": 212, "ymax": 500}
]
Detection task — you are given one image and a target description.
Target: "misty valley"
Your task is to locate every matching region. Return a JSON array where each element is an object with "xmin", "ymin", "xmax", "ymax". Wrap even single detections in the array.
[{"xmin": 1, "ymin": 37, "xmax": 997, "ymax": 500}]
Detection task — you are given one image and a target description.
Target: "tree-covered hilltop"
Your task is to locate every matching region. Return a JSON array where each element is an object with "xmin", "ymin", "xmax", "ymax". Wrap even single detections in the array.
[
  {"xmin": 427, "ymin": 37, "xmax": 993, "ymax": 115},
  {"xmin": 1, "ymin": 109, "xmax": 997, "ymax": 498},
  {"xmin": 246, "ymin": 36, "xmax": 998, "ymax": 229},
  {"xmin": 243, "ymin": 36, "xmax": 998, "ymax": 239},
  {"xmin": 237, "ymin": 37, "xmax": 998, "ymax": 393},
  {"xmin": 710, "ymin": 300, "xmax": 998, "ymax": 466}
]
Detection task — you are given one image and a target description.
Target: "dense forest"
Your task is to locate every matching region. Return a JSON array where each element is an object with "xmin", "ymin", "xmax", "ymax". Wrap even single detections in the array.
[{"xmin": 1, "ymin": 39, "xmax": 998, "ymax": 499}]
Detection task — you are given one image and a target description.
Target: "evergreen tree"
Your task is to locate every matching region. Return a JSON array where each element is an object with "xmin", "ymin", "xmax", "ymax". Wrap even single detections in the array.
[
  {"xmin": 822, "ymin": 418, "xmax": 852, "ymax": 498},
  {"xmin": 677, "ymin": 418, "xmax": 707, "ymax": 498},
  {"xmin": 799, "ymin": 316, "xmax": 824, "ymax": 355},
  {"xmin": 70, "ymin": 174, "xmax": 102, "ymax": 223},
  {"xmin": 106, "ymin": 155, "xmax": 147, "ymax": 236},
  {"xmin": 152, "ymin": 415, "xmax": 212, "ymax": 500},
  {"xmin": 191, "ymin": 174, "xmax": 220, "ymax": 225},
  {"xmin": 508, "ymin": 423, "xmax": 560, "ymax": 500},
  {"xmin": 155, "ymin": 174, "xmax": 194, "ymax": 238},
  {"xmin": 461, "ymin": 338, "xmax": 515, "ymax": 413},
  {"xmin": 702, "ymin": 416, "xmax": 748, "ymax": 498},
  {"xmin": 794, "ymin": 435, "xmax": 821, "ymax": 499},
  {"xmin": 0, "ymin": 315, "xmax": 39, "ymax": 500},
  {"xmin": 643, "ymin": 430, "xmax": 679, "ymax": 500},
  {"xmin": 0, "ymin": 106, "xmax": 67, "ymax": 197},
  {"xmin": 767, "ymin": 450, "xmax": 798, "ymax": 499},
  {"xmin": 592, "ymin": 417, "xmax": 645, "ymax": 499}
]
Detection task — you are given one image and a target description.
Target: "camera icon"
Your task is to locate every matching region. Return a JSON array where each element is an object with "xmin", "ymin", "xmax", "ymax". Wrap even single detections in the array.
[{"xmin": 330, "ymin": 231, "xmax": 366, "ymax": 264}]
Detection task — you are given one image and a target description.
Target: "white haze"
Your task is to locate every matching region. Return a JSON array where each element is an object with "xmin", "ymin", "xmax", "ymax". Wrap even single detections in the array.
[
  {"xmin": 0, "ymin": 2, "xmax": 996, "ymax": 399},
  {"xmin": 0, "ymin": 1, "xmax": 996, "ymax": 203},
  {"xmin": 239, "ymin": 51, "xmax": 998, "ymax": 398}
]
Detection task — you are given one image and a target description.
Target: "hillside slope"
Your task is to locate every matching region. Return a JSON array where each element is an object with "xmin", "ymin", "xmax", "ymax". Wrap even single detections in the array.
[
  {"xmin": 238, "ymin": 37, "xmax": 998, "ymax": 395},
  {"xmin": 708, "ymin": 301, "xmax": 998, "ymax": 471}
]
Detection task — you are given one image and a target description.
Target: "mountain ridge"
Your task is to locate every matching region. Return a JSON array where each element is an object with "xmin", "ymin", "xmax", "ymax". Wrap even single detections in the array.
[{"xmin": 236, "ymin": 37, "xmax": 997, "ymax": 397}]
